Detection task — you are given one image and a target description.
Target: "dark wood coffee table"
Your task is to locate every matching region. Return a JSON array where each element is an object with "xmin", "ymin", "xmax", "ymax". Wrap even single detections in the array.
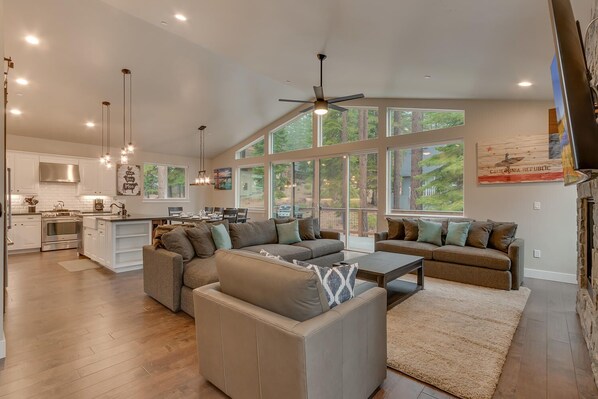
[{"xmin": 350, "ymin": 251, "xmax": 424, "ymax": 309}]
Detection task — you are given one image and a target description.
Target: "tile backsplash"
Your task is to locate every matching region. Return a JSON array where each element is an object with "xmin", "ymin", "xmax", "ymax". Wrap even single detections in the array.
[{"xmin": 10, "ymin": 183, "xmax": 115, "ymax": 213}]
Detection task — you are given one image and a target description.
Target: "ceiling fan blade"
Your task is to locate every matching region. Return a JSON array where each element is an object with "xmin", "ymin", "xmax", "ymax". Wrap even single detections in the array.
[
  {"xmin": 279, "ymin": 99, "xmax": 313, "ymax": 103},
  {"xmin": 299, "ymin": 106, "xmax": 314, "ymax": 113},
  {"xmin": 313, "ymin": 86, "xmax": 324, "ymax": 100},
  {"xmin": 329, "ymin": 104, "xmax": 348, "ymax": 113},
  {"xmin": 327, "ymin": 93, "xmax": 365, "ymax": 104}
]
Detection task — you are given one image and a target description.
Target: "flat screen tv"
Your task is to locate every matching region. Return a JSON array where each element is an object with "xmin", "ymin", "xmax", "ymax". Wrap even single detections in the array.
[{"xmin": 548, "ymin": 0, "xmax": 598, "ymax": 185}]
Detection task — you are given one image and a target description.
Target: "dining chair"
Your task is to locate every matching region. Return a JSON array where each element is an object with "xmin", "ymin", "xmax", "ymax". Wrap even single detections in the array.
[
  {"xmin": 168, "ymin": 207, "xmax": 184, "ymax": 224},
  {"xmin": 222, "ymin": 208, "xmax": 238, "ymax": 223},
  {"xmin": 214, "ymin": 207, "xmax": 223, "ymax": 213},
  {"xmin": 205, "ymin": 206, "xmax": 214, "ymax": 213},
  {"xmin": 236, "ymin": 208, "xmax": 248, "ymax": 223}
]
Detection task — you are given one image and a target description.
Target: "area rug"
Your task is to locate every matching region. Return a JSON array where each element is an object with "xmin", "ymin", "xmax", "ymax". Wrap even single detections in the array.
[
  {"xmin": 58, "ymin": 259, "xmax": 100, "ymax": 272},
  {"xmin": 386, "ymin": 275, "xmax": 530, "ymax": 399}
]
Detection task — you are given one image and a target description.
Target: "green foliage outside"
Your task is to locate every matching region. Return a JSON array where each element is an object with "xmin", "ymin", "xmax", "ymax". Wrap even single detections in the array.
[
  {"xmin": 321, "ymin": 108, "xmax": 378, "ymax": 145},
  {"xmin": 167, "ymin": 166, "xmax": 186, "ymax": 198},
  {"xmin": 144, "ymin": 164, "xmax": 159, "ymax": 198},
  {"xmin": 143, "ymin": 164, "xmax": 186, "ymax": 199},
  {"xmin": 390, "ymin": 109, "xmax": 464, "ymax": 135},
  {"xmin": 271, "ymin": 113, "xmax": 313, "ymax": 154},
  {"xmin": 237, "ymin": 138, "xmax": 265, "ymax": 159}
]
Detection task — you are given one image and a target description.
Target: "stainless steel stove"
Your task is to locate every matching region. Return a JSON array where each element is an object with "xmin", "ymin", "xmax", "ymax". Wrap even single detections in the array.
[{"xmin": 41, "ymin": 209, "xmax": 82, "ymax": 251}]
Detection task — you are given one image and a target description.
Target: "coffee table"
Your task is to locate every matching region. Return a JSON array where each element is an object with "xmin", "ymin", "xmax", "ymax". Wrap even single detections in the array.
[{"xmin": 350, "ymin": 251, "xmax": 424, "ymax": 310}]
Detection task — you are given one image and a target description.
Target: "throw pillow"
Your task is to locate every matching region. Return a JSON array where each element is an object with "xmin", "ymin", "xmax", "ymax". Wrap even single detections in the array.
[
  {"xmin": 276, "ymin": 220, "xmax": 302, "ymax": 244},
  {"xmin": 403, "ymin": 218, "xmax": 419, "ymax": 241},
  {"xmin": 298, "ymin": 217, "xmax": 316, "ymax": 240},
  {"xmin": 487, "ymin": 220, "xmax": 518, "ymax": 252},
  {"xmin": 211, "ymin": 223, "xmax": 232, "ymax": 250},
  {"xmin": 152, "ymin": 223, "xmax": 195, "ymax": 248},
  {"xmin": 259, "ymin": 249, "xmax": 284, "ymax": 261},
  {"xmin": 445, "ymin": 221, "xmax": 472, "ymax": 247},
  {"xmin": 313, "ymin": 218, "xmax": 322, "ymax": 239},
  {"xmin": 465, "ymin": 221, "xmax": 493, "ymax": 248},
  {"xmin": 292, "ymin": 260, "xmax": 358, "ymax": 308},
  {"xmin": 416, "ymin": 219, "xmax": 443, "ymax": 246},
  {"xmin": 386, "ymin": 218, "xmax": 405, "ymax": 240},
  {"xmin": 161, "ymin": 227, "xmax": 195, "ymax": 262},
  {"xmin": 185, "ymin": 223, "xmax": 216, "ymax": 258}
]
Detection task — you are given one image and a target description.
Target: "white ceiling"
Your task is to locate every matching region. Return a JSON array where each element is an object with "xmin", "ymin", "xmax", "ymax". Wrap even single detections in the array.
[{"xmin": 4, "ymin": 0, "xmax": 594, "ymax": 158}]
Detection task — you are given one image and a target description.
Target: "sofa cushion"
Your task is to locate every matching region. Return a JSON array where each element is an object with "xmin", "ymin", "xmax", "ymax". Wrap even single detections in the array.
[
  {"xmin": 293, "ymin": 260, "xmax": 358, "ymax": 308},
  {"xmin": 466, "ymin": 221, "xmax": 493, "ymax": 249},
  {"xmin": 403, "ymin": 218, "xmax": 419, "ymax": 241},
  {"xmin": 445, "ymin": 221, "xmax": 472, "ymax": 247},
  {"xmin": 313, "ymin": 218, "xmax": 322, "ymax": 239},
  {"xmin": 185, "ymin": 223, "xmax": 216, "ymax": 258},
  {"xmin": 229, "ymin": 219, "xmax": 278, "ymax": 249},
  {"xmin": 161, "ymin": 227, "xmax": 195, "ymax": 262},
  {"xmin": 375, "ymin": 240, "xmax": 438, "ymax": 260},
  {"xmin": 211, "ymin": 223, "xmax": 232, "ymax": 250},
  {"xmin": 241, "ymin": 244, "xmax": 312, "ymax": 262},
  {"xmin": 433, "ymin": 245, "xmax": 511, "ymax": 271},
  {"xmin": 152, "ymin": 223, "xmax": 195, "ymax": 248},
  {"xmin": 417, "ymin": 219, "xmax": 443, "ymax": 246},
  {"xmin": 488, "ymin": 220, "xmax": 518, "ymax": 253},
  {"xmin": 215, "ymin": 250, "xmax": 329, "ymax": 322},
  {"xmin": 276, "ymin": 220, "xmax": 302, "ymax": 244},
  {"xmin": 298, "ymin": 217, "xmax": 316, "ymax": 240},
  {"xmin": 183, "ymin": 256, "xmax": 218, "ymax": 289},
  {"xmin": 386, "ymin": 218, "xmax": 405, "ymax": 240},
  {"xmin": 292, "ymin": 239, "xmax": 345, "ymax": 259}
]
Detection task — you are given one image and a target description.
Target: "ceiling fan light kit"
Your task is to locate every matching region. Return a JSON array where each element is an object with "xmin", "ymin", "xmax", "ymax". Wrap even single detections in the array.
[{"xmin": 279, "ymin": 53, "xmax": 364, "ymax": 115}]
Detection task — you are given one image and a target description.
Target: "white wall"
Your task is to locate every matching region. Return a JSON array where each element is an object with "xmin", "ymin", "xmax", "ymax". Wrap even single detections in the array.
[
  {"xmin": 7, "ymin": 135, "xmax": 212, "ymax": 215},
  {"xmin": 211, "ymin": 98, "xmax": 578, "ymax": 281}
]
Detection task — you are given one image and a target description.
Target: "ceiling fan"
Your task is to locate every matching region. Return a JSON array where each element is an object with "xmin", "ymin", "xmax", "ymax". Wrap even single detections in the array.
[{"xmin": 279, "ymin": 53, "xmax": 364, "ymax": 115}]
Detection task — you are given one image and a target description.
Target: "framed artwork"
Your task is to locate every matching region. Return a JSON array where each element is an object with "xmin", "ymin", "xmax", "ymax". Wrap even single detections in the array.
[
  {"xmin": 477, "ymin": 135, "xmax": 564, "ymax": 184},
  {"xmin": 117, "ymin": 164, "xmax": 141, "ymax": 195},
  {"xmin": 213, "ymin": 167, "xmax": 232, "ymax": 190}
]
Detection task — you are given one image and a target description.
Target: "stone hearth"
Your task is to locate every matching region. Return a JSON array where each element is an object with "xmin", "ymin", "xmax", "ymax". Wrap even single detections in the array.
[{"xmin": 577, "ymin": 179, "xmax": 598, "ymax": 384}]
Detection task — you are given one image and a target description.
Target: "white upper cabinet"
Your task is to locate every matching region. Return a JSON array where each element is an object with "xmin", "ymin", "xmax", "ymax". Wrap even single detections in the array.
[
  {"xmin": 78, "ymin": 159, "xmax": 116, "ymax": 196},
  {"xmin": 100, "ymin": 166, "xmax": 116, "ymax": 196},
  {"xmin": 8, "ymin": 153, "xmax": 39, "ymax": 194}
]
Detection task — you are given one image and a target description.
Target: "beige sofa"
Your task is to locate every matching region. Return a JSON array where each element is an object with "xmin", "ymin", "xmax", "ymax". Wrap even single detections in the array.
[
  {"xmin": 194, "ymin": 250, "xmax": 387, "ymax": 399},
  {"xmin": 143, "ymin": 219, "xmax": 345, "ymax": 316},
  {"xmin": 375, "ymin": 217, "xmax": 524, "ymax": 290}
]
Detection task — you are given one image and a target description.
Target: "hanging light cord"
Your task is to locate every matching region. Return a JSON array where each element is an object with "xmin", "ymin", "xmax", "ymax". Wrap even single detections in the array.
[
  {"xmin": 101, "ymin": 102, "xmax": 104, "ymax": 157},
  {"xmin": 129, "ymin": 71, "xmax": 133, "ymax": 146},
  {"xmin": 122, "ymin": 70, "xmax": 126, "ymax": 149}
]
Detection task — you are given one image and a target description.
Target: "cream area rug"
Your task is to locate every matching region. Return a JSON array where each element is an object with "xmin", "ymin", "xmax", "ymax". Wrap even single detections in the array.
[
  {"xmin": 58, "ymin": 259, "xmax": 100, "ymax": 272},
  {"xmin": 386, "ymin": 275, "xmax": 530, "ymax": 399}
]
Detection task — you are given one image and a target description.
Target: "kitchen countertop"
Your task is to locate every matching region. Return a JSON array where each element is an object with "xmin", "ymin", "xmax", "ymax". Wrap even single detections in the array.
[
  {"xmin": 94, "ymin": 215, "xmax": 172, "ymax": 222},
  {"xmin": 12, "ymin": 212, "xmax": 42, "ymax": 215}
]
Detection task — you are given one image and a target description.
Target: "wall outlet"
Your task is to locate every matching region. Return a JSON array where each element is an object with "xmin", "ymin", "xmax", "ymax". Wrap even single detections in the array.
[
  {"xmin": 533, "ymin": 201, "xmax": 541, "ymax": 210},
  {"xmin": 533, "ymin": 249, "xmax": 541, "ymax": 258}
]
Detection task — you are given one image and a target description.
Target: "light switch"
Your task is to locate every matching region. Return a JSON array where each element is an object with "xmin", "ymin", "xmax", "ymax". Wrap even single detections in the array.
[
  {"xmin": 533, "ymin": 201, "xmax": 541, "ymax": 210},
  {"xmin": 533, "ymin": 249, "xmax": 541, "ymax": 258}
]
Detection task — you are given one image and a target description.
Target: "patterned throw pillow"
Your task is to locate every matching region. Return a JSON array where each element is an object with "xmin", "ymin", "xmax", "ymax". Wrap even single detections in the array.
[
  {"xmin": 259, "ymin": 249, "xmax": 284, "ymax": 261},
  {"xmin": 293, "ymin": 260, "xmax": 358, "ymax": 308}
]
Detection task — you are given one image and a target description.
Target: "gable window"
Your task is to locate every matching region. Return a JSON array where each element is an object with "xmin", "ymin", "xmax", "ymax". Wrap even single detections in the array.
[
  {"xmin": 388, "ymin": 108, "xmax": 464, "ymax": 136},
  {"xmin": 236, "ymin": 137, "xmax": 265, "ymax": 160},
  {"xmin": 143, "ymin": 163, "xmax": 187, "ymax": 200},
  {"xmin": 320, "ymin": 107, "xmax": 378, "ymax": 146},
  {"xmin": 388, "ymin": 141, "xmax": 464, "ymax": 214},
  {"xmin": 271, "ymin": 113, "xmax": 313, "ymax": 154},
  {"xmin": 238, "ymin": 165, "xmax": 265, "ymax": 209}
]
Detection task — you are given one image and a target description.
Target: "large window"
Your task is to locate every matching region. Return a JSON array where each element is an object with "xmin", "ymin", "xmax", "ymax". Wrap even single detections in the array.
[
  {"xmin": 388, "ymin": 108, "xmax": 464, "ymax": 136},
  {"xmin": 388, "ymin": 142, "xmax": 464, "ymax": 214},
  {"xmin": 320, "ymin": 107, "xmax": 378, "ymax": 146},
  {"xmin": 238, "ymin": 166, "xmax": 264, "ymax": 209},
  {"xmin": 236, "ymin": 137, "xmax": 265, "ymax": 160},
  {"xmin": 271, "ymin": 113, "xmax": 313, "ymax": 154},
  {"xmin": 143, "ymin": 163, "xmax": 187, "ymax": 200},
  {"xmin": 271, "ymin": 160, "xmax": 314, "ymax": 218}
]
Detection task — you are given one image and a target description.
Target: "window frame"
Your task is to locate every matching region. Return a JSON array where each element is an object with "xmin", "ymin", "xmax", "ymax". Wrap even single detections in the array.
[
  {"xmin": 318, "ymin": 105, "xmax": 379, "ymax": 147},
  {"xmin": 142, "ymin": 162, "xmax": 189, "ymax": 202},
  {"xmin": 236, "ymin": 163, "xmax": 266, "ymax": 211},
  {"xmin": 386, "ymin": 107, "xmax": 465, "ymax": 137},
  {"xmin": 269, "ymin": 113, "xmax": 314, "ymax": 155},
  {"xmin": 235, "ymin": 136, "xmax": 265, "ymax": 160}
]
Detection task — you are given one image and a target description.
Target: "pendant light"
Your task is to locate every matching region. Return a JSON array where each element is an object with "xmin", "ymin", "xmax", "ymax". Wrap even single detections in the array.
[
  {"xmin": 190, "ymin": 125, "xmax": 210, "ymax": 186},
  {"xmin": 120, "ymin": 69, "xmax": 130, "ymax": 164},
  {"xmin": 122, "ymin": 68, "xmax": 135, "ymax": 155},
  {"xmin": 101, "ymin": 101, "xmax": 112, "ymax": 169}
]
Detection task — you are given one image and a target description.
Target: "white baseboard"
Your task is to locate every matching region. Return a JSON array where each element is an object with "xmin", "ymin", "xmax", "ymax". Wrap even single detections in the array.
[{"xmin": 525, "ymin": 268, "xmax": 577, "ymax": 284}]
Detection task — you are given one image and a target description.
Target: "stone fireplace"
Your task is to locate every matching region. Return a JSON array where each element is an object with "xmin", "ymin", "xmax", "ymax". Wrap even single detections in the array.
[{"xmin": 577, "ymin": 179, "xmax": 598, "ymax": 383}]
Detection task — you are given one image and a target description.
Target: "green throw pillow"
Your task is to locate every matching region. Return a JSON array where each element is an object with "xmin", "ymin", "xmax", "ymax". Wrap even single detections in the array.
[
  {"xmin": 276, "ymin": 220, "xmax": 302, "ymax": 244},
  {"xmin": 211, "ymin": 223, "xmax": 232, "ymax": 250},
  {"xmin": 417, "ymin": 219, "xmax": 442, "ymax": 246},
  {"xmin": 445, "ymin": 221, "xmax": 472, "ymax": 247}
]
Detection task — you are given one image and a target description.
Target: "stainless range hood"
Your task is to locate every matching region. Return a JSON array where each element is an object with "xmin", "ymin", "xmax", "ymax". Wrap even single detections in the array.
[{"xmin": 39, "ymin": 162, "xmax": 81, "ymax": 183}]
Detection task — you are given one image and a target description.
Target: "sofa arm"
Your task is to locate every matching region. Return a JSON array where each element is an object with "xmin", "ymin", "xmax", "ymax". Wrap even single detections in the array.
[
  {"xmin": 143, "ymin": 245, "xmax": 184, "ymax": 312},
  {"xmin": 375, "ymin": 231, "xmax": 388, "ymax": 242},
  {"xmin": 508, "ymin": 238, "xmax": 524, "ymax": 290},
  {"xmin": 320, "ymin": 229, "xmax": 341, "ymax": 240}
]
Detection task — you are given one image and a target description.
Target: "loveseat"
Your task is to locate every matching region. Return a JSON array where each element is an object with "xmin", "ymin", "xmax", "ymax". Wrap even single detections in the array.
[
  {"xmin": 143, "ymin": 218, "xmax": 345, "ymax": 316},
  {"xmin": 194, "ymin": 249, "xmax": 387, "ymax": 399},
  {"xmin": 375, "ymin": 217, "xmax": 524, "ymax": 290}
]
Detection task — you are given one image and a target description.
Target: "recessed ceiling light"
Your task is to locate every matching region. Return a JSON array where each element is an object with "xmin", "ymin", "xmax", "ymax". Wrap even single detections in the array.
[
  {"xmin": 15, "ymin": 78, "xmax": 29, "ymax": 86},
  {"xmin": 424, "ymin": 75, "xmax": 432, "ymax": 79},
  {"xmin": 160, "ymin": 20, "xmax": 168, "ymax": 26},
  {"xmin": 25, "ymin": 35, "xmax": 40, "ymax": 45},
  {"xmin": 518, "ymin": 81, "xmax": 533, "ymax": 87},
  {"xmin": 85, "ymin": 122, "xmax": 95, "ymax": 128},
  {"xmin": 10, "ymin": 109, "xmax": 22, "ymax": 115},
  {"xmin": 174, "ymin": 14, "xmax": 187, "ymax": 21}
]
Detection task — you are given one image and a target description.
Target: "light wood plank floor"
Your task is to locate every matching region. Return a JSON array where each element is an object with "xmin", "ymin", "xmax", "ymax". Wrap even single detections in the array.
[{"xmin": 0, "ymin": 250, "xmax": 596, "ymax": 398}]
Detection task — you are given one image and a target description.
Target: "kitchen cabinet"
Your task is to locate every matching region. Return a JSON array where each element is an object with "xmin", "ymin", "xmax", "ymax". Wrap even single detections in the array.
[
  {"xmin": 7, "ymin": 152, "xmax": 39, "ymax": 194},
  {"xmin": 78, "ymin": 160, "xmax": 116, "ymax": 196},
  {"xmin": 8, "ymin": 215, "xmax": 41, "ymax": 252}
]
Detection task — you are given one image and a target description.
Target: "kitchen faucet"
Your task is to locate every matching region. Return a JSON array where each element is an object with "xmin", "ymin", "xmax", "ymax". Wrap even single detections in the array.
[
  {"xmin": 110, "ymin": 202, "xmax": 128, "ymax": 217},
  {"xmin": 54, "ymin": 201, "xmax": 65, "ymax": 210}
]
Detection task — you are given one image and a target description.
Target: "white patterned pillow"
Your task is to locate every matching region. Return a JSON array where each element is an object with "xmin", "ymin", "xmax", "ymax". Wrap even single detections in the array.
[
  {"xmin": 293, "ymin": 260, "xmax": 358, "ymax": 308},
  {"xmin": 259, "ymin": 249, "xmax": 284, "ymax": 261}
]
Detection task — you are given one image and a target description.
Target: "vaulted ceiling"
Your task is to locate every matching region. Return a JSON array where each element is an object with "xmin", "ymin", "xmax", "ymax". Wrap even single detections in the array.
[{"xmin": 3, "ymin": 0, "xmax": 593, "ymax": 157}]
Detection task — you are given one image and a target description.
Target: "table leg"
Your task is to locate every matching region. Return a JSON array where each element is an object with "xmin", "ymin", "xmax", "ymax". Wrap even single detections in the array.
[{"xmin": 417, "ymin": 264, "xmax": 424, "ymax": 289}]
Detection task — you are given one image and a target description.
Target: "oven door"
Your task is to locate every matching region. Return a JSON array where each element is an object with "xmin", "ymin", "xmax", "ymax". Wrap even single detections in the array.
[{"xmin": 42, "ymin": 218, "xmax": 80, "ymax": 243}]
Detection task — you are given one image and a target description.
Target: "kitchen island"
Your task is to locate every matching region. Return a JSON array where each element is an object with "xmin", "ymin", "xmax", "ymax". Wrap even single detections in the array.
[{"xmin": 82, "ymin": 214, "xmax": 170, "ymax": 273}]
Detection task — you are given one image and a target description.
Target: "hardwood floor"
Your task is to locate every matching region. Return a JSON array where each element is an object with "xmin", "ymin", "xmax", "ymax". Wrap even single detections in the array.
[{"xmin": 0, "ymin": 250, "xmax": 596, "ymax": 398}]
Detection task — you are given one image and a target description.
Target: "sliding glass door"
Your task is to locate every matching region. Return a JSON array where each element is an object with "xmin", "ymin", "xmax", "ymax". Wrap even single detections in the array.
[{"xmin": 271, "ymin": 160, "xmax": 315, "ymax": 219}]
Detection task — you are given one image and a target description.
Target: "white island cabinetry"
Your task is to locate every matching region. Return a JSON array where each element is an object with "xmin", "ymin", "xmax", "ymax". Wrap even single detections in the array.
[{"xmin": 82, "ymin": 216, "xmax": 151, "ymax": 272}]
